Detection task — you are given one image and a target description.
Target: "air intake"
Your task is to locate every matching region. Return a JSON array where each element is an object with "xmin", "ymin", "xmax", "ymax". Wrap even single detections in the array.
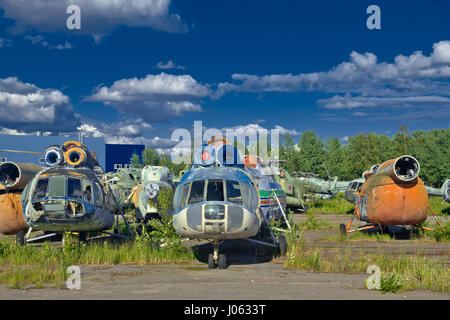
[{"xmin": 44, "ymin": 146, "xmax": 64, "ymax": 167}]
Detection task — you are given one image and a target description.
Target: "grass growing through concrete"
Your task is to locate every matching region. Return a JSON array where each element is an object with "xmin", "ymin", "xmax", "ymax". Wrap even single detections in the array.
[{"xmin": 285, "ymin": 243, "xmax": 450, "ymax": 293}]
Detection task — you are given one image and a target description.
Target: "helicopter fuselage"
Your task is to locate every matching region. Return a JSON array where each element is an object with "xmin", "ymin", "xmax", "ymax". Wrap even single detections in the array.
[
  {"xmin": 173, "ymin": 166, "xmax": 261, "ymax": 240},
  {"xmin": 22, "ymin": 167, "xmax": 114, "ymax": 232}
]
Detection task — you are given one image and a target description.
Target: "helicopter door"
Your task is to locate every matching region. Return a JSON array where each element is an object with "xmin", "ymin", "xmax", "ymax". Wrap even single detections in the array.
[{"xmin": 358, "ymin": 195, "xmax": 369, "ymax": 222}]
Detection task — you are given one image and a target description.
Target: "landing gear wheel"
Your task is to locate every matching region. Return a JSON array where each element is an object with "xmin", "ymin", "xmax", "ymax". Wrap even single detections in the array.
[
  {"xmin": 277, "ymin": 235, "xmax": 287, "ymax": 256},
  {"xmin": 15, "ymin": 231, "xmax": 26, "ymax": 246},
  {"xmin": 218, "ymin": 254, "xmax": 227, "ymax": 269},
  {"xmin": 339, "ymin": 224, "xmax": 347, "ymax": 236},
  {"xmin": 208, "ymin": 254, "xmax": 216, "ymax": 269}
]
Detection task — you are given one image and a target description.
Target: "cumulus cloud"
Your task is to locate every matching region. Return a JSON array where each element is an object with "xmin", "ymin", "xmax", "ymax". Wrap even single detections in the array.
[
  {"xmin": 1, "ymin": 0, "xmax": 187, "ymax": 37},
  {"xmin": 213, "ymin": 41, "xmax": 450, "ymax": 118},
  {"xmin": 86, "ymin": 73, "xmax": 209, "ymax": 122},
  {"xmin": 77, "ymin": 118, "xmax": 154, "ymax": 143},
  {"xmin": 0, "ymin": 77, "xmax": 79, "ymax": 132},
  {"xmin": 76, "ymin": 117, "xmax": 178, "ymax": 153}
]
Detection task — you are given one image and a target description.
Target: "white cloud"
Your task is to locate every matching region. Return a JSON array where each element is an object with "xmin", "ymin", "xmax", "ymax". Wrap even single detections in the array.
[
  {"xmin": 0, "ymin": 77, "xmax": 78, "ymax": 132},
  {"xmin": 2, "ymin": 0, "xmax": 187, "ymax": 37},
  {"xmin": 213, "ymin": 41, "xmax": 450, "ymax": 117},
  {"xmin": 75, "ymin": 118, "xmax": 177, "ymax": 148},
  {"xmin": 318, "ymin": 94, "xmax": 450, "ymax": 110},
  {"xmin": 25, "ymin": 35, "xmax": 73, "ymax": 50},
  {"xmin": 0, "ymin": 38, "xmax": 12, "ymax": 48},
  {"xmin": 155, "ymin": 60, "xmax": 186, "ymax": 70},
  {"xmin": 86, "ymin": 73, "xmax": 209, "ymax": 122}
]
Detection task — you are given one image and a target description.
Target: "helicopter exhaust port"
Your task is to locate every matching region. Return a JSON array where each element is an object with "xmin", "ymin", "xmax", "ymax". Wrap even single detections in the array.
[
  {"xmin": 394, "ymin": 156, "xmax": 420, "ymax": 182},
  {"xmin": 0, "ymin": 162, "xmax": 42, "ymax": 189}
]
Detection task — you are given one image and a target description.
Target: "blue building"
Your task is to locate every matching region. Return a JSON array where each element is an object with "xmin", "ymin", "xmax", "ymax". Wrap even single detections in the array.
[
  {"xmin": 105, "ymin": 144, "xmax": 145, "ymax": 172},
  {"xmin": 0, "ymin": 135, "xmax": 145, "ymax": 173}
]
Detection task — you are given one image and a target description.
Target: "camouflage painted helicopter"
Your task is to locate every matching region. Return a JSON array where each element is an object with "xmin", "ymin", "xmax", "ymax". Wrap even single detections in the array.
[
  {"xmin": 1, "ymin": 141, "xmax": 130, "ymax": 244},
  {"xmin": 173, "ymin": 137, "xmax": 288, "ymax": 269},
  {"xmin": 340, "ymin": 155, "xmax": 441, "ymax": 236},
  {"xmin": 106, "ymin": 165, "xmax": 174, "ymax": 222},
  {"xmin": 425, "ymin": 179, "xmax": 450, "ymax": 203},
  {"xmin": 129, "ymin": 165, "xmax": 174, "ymax": 222},
  {"xmin": 274, "ymin": 166, "xmax": 347, "ymax": 212}
]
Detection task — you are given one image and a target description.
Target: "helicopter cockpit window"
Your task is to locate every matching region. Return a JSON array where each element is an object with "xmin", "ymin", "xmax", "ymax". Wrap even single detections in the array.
[
  {"xmin": 32, "ymin": 178, "xmax": 49, "ymax": 201},
  {"xmin": 239, "ymin": 182, "xmax": 257, "ymax": 211},
  {"xmin": 94, "ymin": 182, "xmax": 103, "ymax": 205},
  {"xmin": 67, "ymin": 178, "xmax": 82, "ymax": 200},
  {"xmin": 207, "ymin": 179, "xmax": 224, "ymax": 202},
  {"xmin": 189, "ymin": 180, "xmax": 205, "ymax": 204},
  {"xmin": 226, "ymin": 180, "xmax": 242, "ymax": 205},
  {"xmin": 178, "ymin": 182, "xmax": 191, "ymax": 209},
  {"xmin": 47, "ymin": 176, "xmax": 66, "ymax": 197},
  {"xmin": 357, "ymin": 182, "xmax": 363, "ymax": 191},
  {"xmin": 82, "ymin": 179, "xmax": 95, "ymax": 204}
]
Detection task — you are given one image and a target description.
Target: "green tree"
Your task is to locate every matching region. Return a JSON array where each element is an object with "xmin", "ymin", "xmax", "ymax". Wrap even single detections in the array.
[
  {"xmin": 296, "ymin": 131, "xmax": 327, "ymax": 177},
  {"xmin": 130, "ymin": 152, "xmax": 143, "ymax": 168}
]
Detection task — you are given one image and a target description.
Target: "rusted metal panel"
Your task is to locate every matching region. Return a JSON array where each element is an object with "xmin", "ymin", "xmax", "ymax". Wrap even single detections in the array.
[
  {"xmin": 361, "ymin": 159, "xmax": 428, "ymax": 226},
  {"xmin": 0, "ymin": 191, "xmax": 27, "ymax": 235}
]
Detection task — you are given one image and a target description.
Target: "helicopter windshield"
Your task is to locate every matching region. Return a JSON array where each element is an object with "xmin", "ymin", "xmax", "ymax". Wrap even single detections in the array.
[
  {"xmin": 175, "ymin": 179, "xmax": 253, "ymax": 211},
  {"xmin": 32, "ymin": 178, "xmax": 49, "ymax": 201},
  {"xmin": 189, "ymin": 180, "xmax": 205, "ymax": 204},
  {"xmin": 67, "ymin": 178, "xmax": 82, "ymax": 200},
  {"xmin": 31, "ymin": 175, "xmax": 100, "ymax": 204},
  {"xmin": 207, "ymin": 179, "xmax": 224, "ymax": 202}
]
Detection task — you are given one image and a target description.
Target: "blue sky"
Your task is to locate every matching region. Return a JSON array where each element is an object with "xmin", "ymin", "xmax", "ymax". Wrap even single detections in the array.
[{"xmin": 0, "ymin": 0, "xmax": 449, "ymax": 152}]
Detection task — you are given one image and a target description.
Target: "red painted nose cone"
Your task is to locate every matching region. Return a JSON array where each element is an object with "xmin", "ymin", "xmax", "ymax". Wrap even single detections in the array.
[{"xmin": 202, "ymin": 152, "xmax": 210, "ymax": 161}]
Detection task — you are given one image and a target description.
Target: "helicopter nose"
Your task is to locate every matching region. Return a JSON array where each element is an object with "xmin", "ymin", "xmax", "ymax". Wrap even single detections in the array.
[
  {"xmin": 174, "ymin": 202, "xmax": 259, "ymax": 239},
  {"xmin": 144, "ymin": 182, "xmax": 160, "ymax": 199}
]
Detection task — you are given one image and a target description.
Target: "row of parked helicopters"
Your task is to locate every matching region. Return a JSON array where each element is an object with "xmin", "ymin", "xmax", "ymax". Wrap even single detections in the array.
[{"xmin": 0, "ymin": 138, "xmax": 448, "ymax": 269}]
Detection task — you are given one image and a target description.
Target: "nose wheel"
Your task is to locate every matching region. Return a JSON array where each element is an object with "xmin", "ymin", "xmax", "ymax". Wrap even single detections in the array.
[{"xmin": 208, "ymin": 240, "xmax": 228, "ymax": 269}]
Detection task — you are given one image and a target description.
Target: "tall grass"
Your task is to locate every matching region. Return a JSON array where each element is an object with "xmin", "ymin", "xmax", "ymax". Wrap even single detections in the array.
[
  {"xmin": 285, "ymin": 243, "xmax": 449, "ymax": 293},
  {"xmin": 0, "ymin": 238, "xmax": 195, "ymax": 289}
]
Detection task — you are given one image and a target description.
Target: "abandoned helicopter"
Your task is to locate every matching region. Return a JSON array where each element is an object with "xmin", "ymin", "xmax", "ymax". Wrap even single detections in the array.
[
  {"xmin": 172, "ymin": 138, "xmax": 287, "ymax": 269},
  {"xmin": 1, "ymin": 141, "xmax": 129, "ymax": 244},
  {"xmin": 0, "ymin": 161, "xmax": 42, "ymax": 244},
  {"xmin": 340, "ymin": 155, "xmax": 441, "ymax": 236}
]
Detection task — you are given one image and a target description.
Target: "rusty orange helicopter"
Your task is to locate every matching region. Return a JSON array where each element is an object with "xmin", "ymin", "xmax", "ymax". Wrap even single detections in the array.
[
  {"xmin": 0, "ymin": 161, "xmax": 42, "ymax": 243},
  {"xmin": 340, "ymin": 155, "xmax": 441, "ymax": 236}
]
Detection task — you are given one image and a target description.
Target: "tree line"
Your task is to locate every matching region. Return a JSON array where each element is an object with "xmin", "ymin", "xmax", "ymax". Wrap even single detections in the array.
[
  {"xmin": 280, "ymin": 125, "xmax": 449, "ymax": 187},
  {"xmin": 130, "ymin": 125, "xmax": 449, "ymax": 188}
]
